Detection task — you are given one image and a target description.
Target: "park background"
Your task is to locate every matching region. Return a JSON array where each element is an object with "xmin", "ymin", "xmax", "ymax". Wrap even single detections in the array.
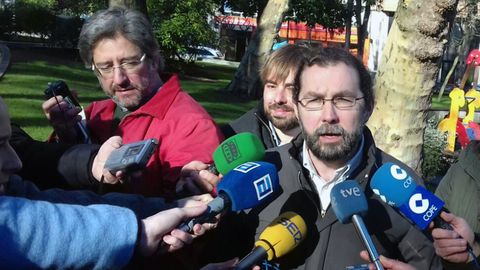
[{"xmin": 0, "ymin": 0, "xmax": 479, "ymax": 182}]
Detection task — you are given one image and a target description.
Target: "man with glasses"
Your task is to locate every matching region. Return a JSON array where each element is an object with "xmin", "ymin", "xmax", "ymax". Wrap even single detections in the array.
[
  {"xmin": 42, "ymin": 7, "xmax": 223, "ymax": 198},
  {"xmin": 197, "ymin": 46, "xmax": 442, "ymax": 269}
]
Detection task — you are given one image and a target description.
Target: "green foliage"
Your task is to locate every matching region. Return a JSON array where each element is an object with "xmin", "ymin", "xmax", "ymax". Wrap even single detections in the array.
[
  {"xmin": 288, "ymin": 0, "xmax": 346, "ymax": 29},
  {"xmin": 226, "ymin": 0, "xmax": 267, "ymax": 17},
  {"xmin": 227, "ymin": 0, "xmax": 347, "ymax": 29},
  {"xmin": 13, "ymin": 1, "xmax": 56, "ymax": 39},
  {"xmin": 0, "ymin": 3, "xmax": 14, "ymax": 38},
  {"xmin": 147, "ymin": 0, "xmax": 218, "ymax": 61},
  {"xmin": 53, "ymin": 0, "xmax": 107, "ymax": 16},
  {"xmin": 1, "ymin": 0, "xmax": 89, "ymax": 47},
  {"xmin": 422, "ymin": 117, "xmax": 455, "ymax": 181},
  {"xmin": 18, "ymin": 0, "xmax": 56, "ymax": 9}
]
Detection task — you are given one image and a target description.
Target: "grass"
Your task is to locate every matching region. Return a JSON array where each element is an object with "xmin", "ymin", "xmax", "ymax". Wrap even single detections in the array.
[
  {"xmin": 430, "ymin": 96, "xmax": 453, "ymax": 110},
  {"xmin": 1, "ymin": 47, "xmax": 256, "ymax": 140},
  {"xmin": 2, "ymin": 47, "xmax": 456, "ymax": 141}
]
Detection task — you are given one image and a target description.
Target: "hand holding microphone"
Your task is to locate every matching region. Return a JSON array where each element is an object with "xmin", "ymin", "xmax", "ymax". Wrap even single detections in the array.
[
  {"xmin": 178, "ymin": 161, "xmax": 279, "ymax": 233},
  {"xmin": 236, "ymin": 212, "xmax": 307, "ymax": 270},
  {"xmin": 370, "ymin": 162, "xmax": 451, "ymax": 231},
  {"xmin": 177, "ymin": 132, "xmax": 265, "ymax": 196},
  {"xmin": 370, "ymin": 163, "xmax": 479, "ymax": 267},
  {"xmin": 159, "ymin": 161, "xmax": 280, "ymax": 253},
  {"xmin": 432, "ymin": 212, "xmax": 480, "ymax": 267},
  {"xmin": 209, "ymin": 132, "xmax": 265, "ymax": 175}
]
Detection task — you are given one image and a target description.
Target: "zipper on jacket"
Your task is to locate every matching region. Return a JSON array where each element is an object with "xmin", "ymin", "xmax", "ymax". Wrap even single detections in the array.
[
  {"xmin": 254, "ymin": 112, "xmax": 277, "ymax": 146},
  {"xmin": 296, "ymin": 170, "xmax": 324, "ymax": 218}
]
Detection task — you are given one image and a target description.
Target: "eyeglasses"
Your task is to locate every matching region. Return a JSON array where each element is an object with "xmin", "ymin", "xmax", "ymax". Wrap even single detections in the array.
[
  {"xmin": 92, "ymin": 53, "xmax": 146, "ymax": 78},
  {"xmin": 297, "ymin": 96, "xmax": 365, "ymax": 111}
]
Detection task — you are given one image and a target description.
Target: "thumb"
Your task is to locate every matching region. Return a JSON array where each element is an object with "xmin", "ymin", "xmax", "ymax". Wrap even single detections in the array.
[
  {"xmin": 158, "ymin": 204, "xmax": 208, "ymax": 230},
  {"xmin": 179, "ymin": 204, "xmax": 208, "ymax": 221},
  {"xmin": 439, "ymin": 211, "xmax": 455, "ymax": 223},
  {"xmin": 106, "ymin": 135, "xmax": 123, "ymax": 148},
  {"xmin": 378, "ymin": 255, "xmax": 397, "ymax": 267},
  {"xmin": 359, "ymin": 250, "xmax": 371, "ymax": 262}
]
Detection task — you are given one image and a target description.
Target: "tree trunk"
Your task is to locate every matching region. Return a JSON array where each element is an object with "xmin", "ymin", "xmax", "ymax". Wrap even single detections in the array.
[
  {"xmin": 355, "ymin": 0, "xmax": 370, "ymax": 60},
  {"xmin": 109, "ymin": 0, "xmax": 148, "ymax": 15},
  {"xmin": 226, "ymin": 0, "xmax": 289, "ymax": 98},
  {"xmin": 345, "ymin": 0, "xmax": 354, "ymax": 50},
  {"xmin": 454, "ymin": 2, "xmax": 478, "ymax": 88},
  {"xmin": 367, "ymin": 0, "xmax": 459, "ymax": 172}
]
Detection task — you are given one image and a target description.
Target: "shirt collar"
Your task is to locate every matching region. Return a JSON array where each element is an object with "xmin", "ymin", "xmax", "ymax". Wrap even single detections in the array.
[
  {"xmin": 302, "ymin": 134, "xmax": 365, "ymax": 180},
  {"xmin": 268, "ymin": 120, "xmax": 282, "ymax": 146}
]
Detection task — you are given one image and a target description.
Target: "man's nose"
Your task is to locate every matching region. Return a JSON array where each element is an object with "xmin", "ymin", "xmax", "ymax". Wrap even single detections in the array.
[
  {"xmin": 274, "ymin": 88, "xmax": 288, "ymax": 104},
  {"xmin": 319, "ymin": 101, "xmax": 339, "ymax": 123},
  {"xmin": 112, "ymin": 67, "xmax": 129, "ymax": 85}
]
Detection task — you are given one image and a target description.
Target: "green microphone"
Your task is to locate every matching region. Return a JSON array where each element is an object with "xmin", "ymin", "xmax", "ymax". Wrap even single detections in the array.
[{"xmin": 209, "ymin": 132, "xmax": 265, "ymax": 175}]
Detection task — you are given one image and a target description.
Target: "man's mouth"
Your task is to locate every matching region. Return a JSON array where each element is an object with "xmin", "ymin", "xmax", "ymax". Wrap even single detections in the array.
[
  {"xmin": 315, "ymin": 125, "xmax": 344, "ymax": 143},
  {"xmin": 319, "ymin": 132, "xmax": 342, "ymax": 136},
  {"xmin": 115, "ymin": 88, "xmax": 135, "ymax": 93},
  {"xmin": 270, "ymin": 105, "xmax": 293, "ymax": 117}
]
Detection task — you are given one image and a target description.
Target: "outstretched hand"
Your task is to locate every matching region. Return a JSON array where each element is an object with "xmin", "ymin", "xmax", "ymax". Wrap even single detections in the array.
[
  {"xmin": 91, "ymin": 136, "xmax": 143, "ymax": 184},
  {"xmin": 138, "ymin": 203, "xmax": 209, "ymax": 256},
  {"xmin": 176, "ymin": 160, "xmax": 222, "ymax": 197},
  {"xmin": 42, "ymin": 95, "xmax": 82, "ymax": 143}
]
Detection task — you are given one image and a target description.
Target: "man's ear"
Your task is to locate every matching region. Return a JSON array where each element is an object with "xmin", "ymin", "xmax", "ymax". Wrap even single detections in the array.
[{"xmin": 150, "ymin": 55, "xmax": 164, "ymax": 73}]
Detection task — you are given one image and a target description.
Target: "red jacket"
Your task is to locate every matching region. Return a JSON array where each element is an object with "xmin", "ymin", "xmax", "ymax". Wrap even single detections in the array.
[{"xmin": 85, "ymin": 74, "xmax": 223, "ymax": 197}]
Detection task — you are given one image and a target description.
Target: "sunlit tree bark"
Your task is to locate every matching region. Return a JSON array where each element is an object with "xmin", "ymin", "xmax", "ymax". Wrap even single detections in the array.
[{"xmin": 368, "ymin": 0, "xmax": 459, "ymax": 171}]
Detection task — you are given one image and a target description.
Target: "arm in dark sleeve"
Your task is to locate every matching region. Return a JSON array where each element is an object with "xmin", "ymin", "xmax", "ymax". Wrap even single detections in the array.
[
  {"xmin": 6, "ymin": 175, "xmax": 171, "ymax": 219},
  {"xmin": 10, "ymin": 123, "xmax": 72, "ymax": 189},
  {"xmin": 57, "ymin": 143, "xmax": 101, "ymax": 189},
  {"xmin": 10, "ymin": 123, "xmax": 101, "ymax": 190}
]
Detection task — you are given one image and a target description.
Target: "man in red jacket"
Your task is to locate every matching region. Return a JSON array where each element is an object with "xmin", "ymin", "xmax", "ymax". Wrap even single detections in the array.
[{"xmin": 42, "ymin": 7, "xmax": 223, "ymax": 198}]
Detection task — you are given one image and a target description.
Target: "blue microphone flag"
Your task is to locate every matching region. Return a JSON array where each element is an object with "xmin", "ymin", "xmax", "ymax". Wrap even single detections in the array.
[
  {"xmin": 370, "ymin": 162, "xmax": 417, "ymax": 207},
  {"xmin": 398, "ymin": 185, "xmax": 444, "ymax": 230},
  {"xmin": 330, "ymin": 180, "xmax": 368, "ymax": 224},
  {"xmin": 217, "ymin": 161, "xmax": 279, "ymax": 211}
]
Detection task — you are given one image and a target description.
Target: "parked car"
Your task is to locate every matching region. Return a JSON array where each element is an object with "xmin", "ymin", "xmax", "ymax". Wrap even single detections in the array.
[{"xmin": 183, "ymin": 46, "xmax": 224, "ymax": 61}]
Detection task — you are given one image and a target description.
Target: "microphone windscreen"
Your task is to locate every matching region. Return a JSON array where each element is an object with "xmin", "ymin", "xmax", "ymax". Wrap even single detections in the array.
[
  {"xmin": 370, "ymin": 162, "xmax": 417, "ymax": 207},
  {"xmin": 212, "ymin": 132, "xmax": 265, "ymax": 175},
  {"xmin": 330, "ymin": 180, "xmax": 368, "ymax": 224},
  {"xmin": 398, "ymin": 185, "xmax": 445, "ymax": 230},
  {"xmin": 217, "ymin": 161, "xmax": 279, "ymax": 211},
  {"xmin": 256, "ymin": 212, "xmax": 307, "ymax": 260}
]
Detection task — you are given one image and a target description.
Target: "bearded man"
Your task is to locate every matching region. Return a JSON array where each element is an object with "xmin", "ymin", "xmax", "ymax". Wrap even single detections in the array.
[
  {"xmin": 222, "ymin": 44, "xmax": 309, "ymax": 148},
  {"xmin": 197, "ymin": 46, "xmax": 443, "ymax": 270}
]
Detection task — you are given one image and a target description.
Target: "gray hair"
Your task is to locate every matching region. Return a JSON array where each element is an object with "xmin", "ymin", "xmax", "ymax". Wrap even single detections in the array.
[{"xmin": 78, "ymin": 7, "xmax": 161, "ymax": 69}]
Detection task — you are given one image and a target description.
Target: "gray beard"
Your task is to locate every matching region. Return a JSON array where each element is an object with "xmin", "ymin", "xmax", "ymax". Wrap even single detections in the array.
[{"xmin": 302, "ymin": 123, "xmax": 363, "ymax": 162}]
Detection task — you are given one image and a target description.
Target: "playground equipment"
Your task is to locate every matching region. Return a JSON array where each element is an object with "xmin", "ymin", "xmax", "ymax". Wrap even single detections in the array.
[{"xmin": 438, "ymin": 49, "xmax": 480, "ymax": 153}]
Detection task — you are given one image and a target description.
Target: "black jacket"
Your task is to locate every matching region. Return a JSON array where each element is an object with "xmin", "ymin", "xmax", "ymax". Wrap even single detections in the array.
[
  {"xmin": 10, "ymin": 124, "xmax": 100, "ymax": 190},
  {"xmin": 202, "ymin": 128, "xmax": 442, "ymax": 269},
  {"xmin": 221, "ymin": 102, "xmax": 278, "ymax": 149}
]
